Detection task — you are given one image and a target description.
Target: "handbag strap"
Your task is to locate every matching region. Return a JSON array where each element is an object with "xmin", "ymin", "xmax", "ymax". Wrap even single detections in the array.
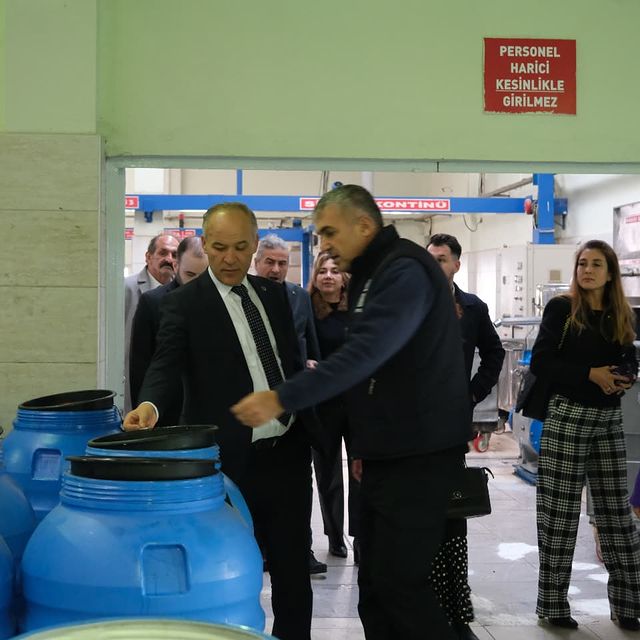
[
  {"xmin": 557, "ymin": 314, "xmax": 571, "ymax": 352},
  {"xmin": 461, "ymin": 462, "xmax": 495, "ymax": 479}
]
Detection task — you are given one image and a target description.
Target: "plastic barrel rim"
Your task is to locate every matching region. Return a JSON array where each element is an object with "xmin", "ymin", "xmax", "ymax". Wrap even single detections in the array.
[
  {"xmin": 66, "ymin": 456, "xmax": 218, "ymax": 481},
  {"xmin": 12, "ymin": 619, "xmax": 275, "ymax": 638},
  {"xmin": 19, "ymin": 390, "xmax": 116, "ymax": 412},
  {"xmin": 88, "ymin": 425, "xmax": 219, "ymax": 451}
]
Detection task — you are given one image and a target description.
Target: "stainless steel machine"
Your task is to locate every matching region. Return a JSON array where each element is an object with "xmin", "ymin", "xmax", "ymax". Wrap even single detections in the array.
[{"xmin": 497, "ymin": 284, "xmax": 570, "ymax": 484}]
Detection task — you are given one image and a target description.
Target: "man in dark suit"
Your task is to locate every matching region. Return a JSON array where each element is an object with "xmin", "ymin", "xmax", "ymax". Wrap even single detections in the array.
[
  {"xmin": 428, "ymin": 233, "xmax": 504, "ymax": 640},
  {"xmin": 427, "ymin": 234, "xmax": 505, "ymax": 404},
  {"xmin": 124, "ymin": 233, "xmax": 179, "ymax": 412},
  {"xmin": 124, "ymin": 203, "xmax": 315, "ymax": 640},
  {"xmin": 128, "ymin": 236, "xmax": 209, "ymax": 426}
]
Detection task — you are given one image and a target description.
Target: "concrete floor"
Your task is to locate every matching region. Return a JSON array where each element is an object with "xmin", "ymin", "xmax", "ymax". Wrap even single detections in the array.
[{"xmin": 261, "ymin": 432, "xmax": 640, "ymax": 639}]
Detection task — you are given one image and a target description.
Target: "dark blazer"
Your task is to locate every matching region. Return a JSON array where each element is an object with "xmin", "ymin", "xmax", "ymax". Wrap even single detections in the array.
[
  {"xmin": 285, "ymin": 282, "xmax": 320, "ymax": 362},
  {"xmin": 138, "ymin": 271, "xmax": 316, "ymax": 483},
  {"xmin": 129, "ymin": 278, "xmax": 181, "ymax": 425},
  {"xmin": 455, "ymin": 283, "xmax": 505, "ymax": 405}
]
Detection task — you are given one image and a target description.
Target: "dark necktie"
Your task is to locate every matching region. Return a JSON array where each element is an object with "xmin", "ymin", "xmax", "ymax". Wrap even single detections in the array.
[{"xmin": 231, "ymin": 284, "xmax": 290, "ymax": 427}]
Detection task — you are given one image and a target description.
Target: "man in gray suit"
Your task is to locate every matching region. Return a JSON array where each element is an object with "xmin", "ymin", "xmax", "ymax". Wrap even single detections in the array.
[
  {"xmin": 124, "ymin": 233, "xmax": 179, "ymax": 411},
  {"xmin": 254, "ymin": 234, "xmax": 320, "ymax": 364}
]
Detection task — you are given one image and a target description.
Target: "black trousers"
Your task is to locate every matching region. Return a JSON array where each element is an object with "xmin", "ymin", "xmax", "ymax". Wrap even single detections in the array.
[
  {"xmin": 313, "ymin": 397, "xmax": 360, "ymax": 541},
  {"xmin": 358, "ymin": 451, "xmax": 460, "ymax": 640},
  {"xmin": 238, "ymin": 427, "xmax": 313, "ymax": 640}
]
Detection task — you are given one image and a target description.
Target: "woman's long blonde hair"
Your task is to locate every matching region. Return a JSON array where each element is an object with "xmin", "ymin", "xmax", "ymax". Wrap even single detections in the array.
[{"xmin": 568, "ymin": 239, "xmax": 636, "ymax": 344}]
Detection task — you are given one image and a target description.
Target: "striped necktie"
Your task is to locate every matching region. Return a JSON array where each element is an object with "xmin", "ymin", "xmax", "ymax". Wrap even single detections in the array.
[{"xmin": 231, "ymin": 284, "xmax": 290, "ymax": 426}]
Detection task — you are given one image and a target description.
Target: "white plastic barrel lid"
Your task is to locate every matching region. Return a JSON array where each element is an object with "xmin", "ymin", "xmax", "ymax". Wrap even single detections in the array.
[{"xmin": 16, "ymin": 619, "xmax": 274, "ymax": 639}]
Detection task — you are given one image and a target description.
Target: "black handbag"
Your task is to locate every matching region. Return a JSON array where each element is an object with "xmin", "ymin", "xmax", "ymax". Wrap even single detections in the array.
[
  {"xmin": 447, "ymin": 465, "xmax": 494, "ymax": 519},
  {"xmin": 515, "ymin": 371, "xmax": 551, "ymax": 421},
  {"xmin": 515, "ymin": 315, "xmax": 570, "ymax": 422}
]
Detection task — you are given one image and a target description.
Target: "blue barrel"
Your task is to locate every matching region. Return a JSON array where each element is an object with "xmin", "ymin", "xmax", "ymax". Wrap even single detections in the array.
[
  {"xmin": 1, "ymin": 391, "xmax": 122, "ymax": 521},
  {"xmin": 0, "ymin": 470, "xmax": 36, "ymax": 566},
  {"xmin": 13, "ymin": 619, "xmax": 275, "ymax": 639},
  {"xmin": 530, "ymin": 418, "xmax": 543, "ymax": 454},
  {"xmin": 21, "ymin": 456, "xmax": 264, "ymax": 633},
  {"xmin": 0, "ymin": 536, "xmax": 15, "ymax": 639},
  {"xmin": 86, "ymin": 426, "xmax": 253, "ymax": 530}
]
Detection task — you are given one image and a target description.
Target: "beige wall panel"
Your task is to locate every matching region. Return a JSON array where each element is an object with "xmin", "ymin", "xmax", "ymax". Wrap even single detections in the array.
[
  {"xmin": 0, "ymin": 286, "xmax": 97, "ymax": 362},
  {"xmin": 0, "ymin": 363, "xmax": 98, "ymax": 435},
  {"xmin": 2, "ymin": 210, "xmax": 98, "ymax": 287},
  {"xmin": 181, "ymin": 169, "xmax": 237, "ymax": 195},
  {"xmin": 0, "ymin": 133, "xmax": 100, "ymax": 211}
]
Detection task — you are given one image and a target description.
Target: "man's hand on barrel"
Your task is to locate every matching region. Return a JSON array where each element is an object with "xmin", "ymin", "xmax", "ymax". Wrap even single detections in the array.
[{"xmin": 123, "ymin": 402, "xmax": 158, "ymax": 431}]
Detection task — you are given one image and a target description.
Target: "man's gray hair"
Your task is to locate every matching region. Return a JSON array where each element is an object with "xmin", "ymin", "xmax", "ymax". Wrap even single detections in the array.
[
  {"xmin": 313, "ymin": 184, "xmax": 383, "ymax": 228},
  {"xmin": 255, "ymin": 233, "xmax": 289, "ymax": 261}
]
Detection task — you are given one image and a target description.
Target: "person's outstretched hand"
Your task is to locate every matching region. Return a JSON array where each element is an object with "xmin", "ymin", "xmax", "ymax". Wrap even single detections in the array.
[
  {"xmin": 231, "ymin": 391, "xmax": 283, "ymax": 427},
  {"xmin": 123, "ymin": 403, "xmax": 157, "ymax": 431}
]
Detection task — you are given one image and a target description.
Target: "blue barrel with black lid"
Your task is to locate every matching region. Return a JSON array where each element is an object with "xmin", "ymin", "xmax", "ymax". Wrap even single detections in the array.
[
  {"xmin": 1, "ymin": 390, "xmax": 122, "ymax": 521},
  {"xmin": 20, "ymin": 456, "xmax": 264, "ymax": 632},
  {"xmin": 0, "ymin": 468, "xmax": 36, "ymax": 566},
  {"xmin": 86, "ymin": 426, "xmax": 252, "ymax": 530}
]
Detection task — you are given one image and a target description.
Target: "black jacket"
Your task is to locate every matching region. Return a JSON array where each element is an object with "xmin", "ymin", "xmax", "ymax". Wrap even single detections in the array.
[
  {"xmin": 138, "ymin": 272, "xmax": 319, "ymax": 483},
  {"xmin": 344, "ymin": 226, "xmax": 472, "ymax": 459},
  {"xmin": 129, "ymin": 278, "xmax": 181, "ymax": 425},
  {"xmin": 455, "ymin": 284, "xmax": 505, "ymax": 405}
]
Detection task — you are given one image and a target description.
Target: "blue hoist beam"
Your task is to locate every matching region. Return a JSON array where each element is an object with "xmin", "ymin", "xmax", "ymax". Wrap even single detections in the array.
[{"xmin": 126, "ymin": 193, "xmax": 567, "ymax": 216}]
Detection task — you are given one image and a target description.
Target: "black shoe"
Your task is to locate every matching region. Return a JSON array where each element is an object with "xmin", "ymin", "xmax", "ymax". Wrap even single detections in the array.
[
  {"xmin": 353, "ymin": 537, "xmax": 360, "ymax": 565},
  {"xmin": 545, "ymin": 617, "xmax": 578, "ymax": 629},
  {"xmin": 309, "ymin": 551, "xmax": 327, "ymax": 575},
  {"xmin": 452, "ymin": 622, "xmax": 480, "ymax": 640},
  {"xmin": 617, "ymin": 617, "xmax": 640, "ymax": 631},
  {"xmin": 329, "ymin": 537, "xmax": 348, "ymax": 558}
]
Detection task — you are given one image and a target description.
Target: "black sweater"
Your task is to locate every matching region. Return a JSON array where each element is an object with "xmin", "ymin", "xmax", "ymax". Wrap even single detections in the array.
[{"xmin": 530, "ymin": 296, "xmax": 637, "ymax": 408}]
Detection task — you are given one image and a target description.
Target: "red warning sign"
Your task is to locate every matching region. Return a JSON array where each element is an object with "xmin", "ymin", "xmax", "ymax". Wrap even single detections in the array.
[{"xmin": 484, "ymin": 38, "xmax": 576, "ymax": 114}]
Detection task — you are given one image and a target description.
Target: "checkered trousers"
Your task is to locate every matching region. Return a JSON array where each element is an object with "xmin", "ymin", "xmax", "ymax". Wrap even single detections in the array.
[{"xmin": 536, "ymin": 394, "xmax": 640, "ymax": 619}]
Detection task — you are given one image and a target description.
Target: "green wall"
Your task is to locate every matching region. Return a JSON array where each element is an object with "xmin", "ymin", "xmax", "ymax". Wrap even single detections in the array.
[
  {"xmin": 4, "ymin": 0, "xmax": 97, "ymax": 133},
  {"xmin": 0, "ymin": 0, "xmax": 5, "ymax": 131},
  {"xmin": 2, "ymin": 1, "xmax": 639, "ymax": 162},
  {"xmin": 96, "ymin": 0, "xmax": 640, "ymax": 163}
]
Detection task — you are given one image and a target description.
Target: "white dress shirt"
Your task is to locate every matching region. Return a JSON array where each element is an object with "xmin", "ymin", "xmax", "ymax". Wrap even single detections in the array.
[
  {"xmin": 209, "ymin": 269, "xmax": 293, "ymax": 441},
  {"xmin": 140, "ymin": 270, "xmax": 294, "ymax": 441}
]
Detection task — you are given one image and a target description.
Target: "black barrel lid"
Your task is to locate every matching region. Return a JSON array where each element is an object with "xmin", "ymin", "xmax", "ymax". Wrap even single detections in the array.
[
  {"xmin": 88, "ymin": 425, "xmax": 218, "ymax": 451},
  {"xmin": 20, "ymin": 390, "xmax": 116, "ymax": 412},
  {"xmin": 67, "ymin": 456, "xmax": 218, "ymax": 481}
]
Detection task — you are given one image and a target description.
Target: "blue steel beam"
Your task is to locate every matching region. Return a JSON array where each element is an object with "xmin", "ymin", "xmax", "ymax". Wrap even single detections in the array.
[
  {"xmin": 126, "ymin": 193, "xmax": 567, "ymax": 215},
  {"xmin": 532, "ymin": 173, "xmax": 556, "ymax": 244}
]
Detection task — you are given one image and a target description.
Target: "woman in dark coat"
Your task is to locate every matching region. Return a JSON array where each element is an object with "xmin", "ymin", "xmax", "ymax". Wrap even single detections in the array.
[{"xmin": 308, "ymin": 252, "xmax": 360, "ymax": 559}]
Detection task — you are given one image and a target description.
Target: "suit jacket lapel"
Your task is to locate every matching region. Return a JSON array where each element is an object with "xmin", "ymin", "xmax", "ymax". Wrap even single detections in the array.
[
  {"xmin": 248, "ymin": 275, "xmax": 295, "ymax": 376},
  {"xmin": 195, "ymin": 273, "xmax": 245, "ymax": 360}
]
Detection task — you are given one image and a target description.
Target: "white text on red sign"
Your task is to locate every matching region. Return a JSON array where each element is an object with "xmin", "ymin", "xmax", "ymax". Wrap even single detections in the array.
[{"xmin": 299, "ymin": 197, "xmax": 451, "ymax": 212}]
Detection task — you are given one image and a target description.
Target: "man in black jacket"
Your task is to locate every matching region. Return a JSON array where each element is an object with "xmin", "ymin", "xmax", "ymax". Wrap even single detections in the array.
[
  {"xmin": 129, "ymin": 236, "xmax": 208, "ymax": 425},
  {"xmin": 124, "ymin": 203, "xmax": 316, "ymax": 640},
  {"xmin": 427, "ymin": 233, "xmax": 505, "ymax": 640},
  {"xmin": 232, "ymin": 185, "xmax": 472, "ymax": 640},
  {"xmin": 427, "ymin": 234, "xmax": 505, "ymax": 403}
]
